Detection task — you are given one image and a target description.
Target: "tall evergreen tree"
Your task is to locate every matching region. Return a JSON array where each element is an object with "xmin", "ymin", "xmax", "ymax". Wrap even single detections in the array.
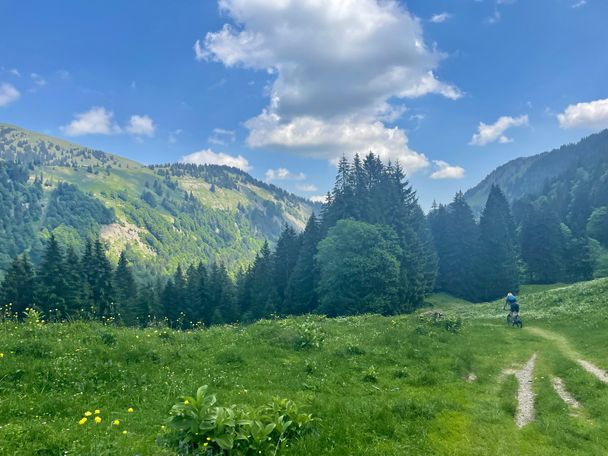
[
  {"xmin": 477, "ymin": 185, "xmax": 519, "ymax": 300},
  {"xmin": 431, "ymin": 192, "xmax": 479, "ymax": 299},
  {"xmin": 273, "ymin": 224, "xmax": 302, "ymax": 308},
  {"xmin": 114, "ymin": 251, "xmax": 138, "ymax": 325},
  {"xmin": 284, "ymin": 214, "xmax": 321, "ymax": 314},
  {"xmin": 37, "ymin": 234, "xmax": 68, "ymax": 316},
  {"xmin": 64, "ymin": 245, "xmax": 84, "ymax": 317},
  {"xmin": 519, "ymin": 198, "xmax": 564, "ymax": 283},
  {"xmin": 0, "ymin": 254, "xmax": 36, "ymax": 316}
]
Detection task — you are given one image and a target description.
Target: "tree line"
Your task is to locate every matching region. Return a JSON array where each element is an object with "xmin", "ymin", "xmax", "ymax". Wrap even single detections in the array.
[{"xmin": 1, "ymin": 152, "xmax": 603, "ymax": 326}]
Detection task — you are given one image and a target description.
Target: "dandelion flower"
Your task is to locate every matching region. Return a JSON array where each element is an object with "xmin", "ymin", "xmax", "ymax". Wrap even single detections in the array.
[
  {"xmin": 127, "ymin": 407, "xmax": 134, "ymax": 413},
  {"xmin": 183, "ymin": 400, "xmax": 190, "ymax": 405},
  {"xmin": 0, "ymin": 353, "xmax": 4, "ymax": 358},
  {"xmin": 94, "ymin": 416, "xmax": 102, "ymax": 424},
  {"xmin": 94, "ymin": 409, "xmax": 101, "ymax": 415},
  {"xmin": 122, "ymin": 430, "xmax": 128, "ymax": 435},
  {"xmin": 79, "ymin": 417, "xmax": 87, "ymax": 425},
  {"xmin": 203, "ymin": 442, "xmax": 208, "ymax": 447},
  {"xmin": 84, "ymin": 411, "xmax": 92, "ymax": 417},
  {"xmin": 112, "ymin": 419, "xmax": 120, "ymax": 426}
]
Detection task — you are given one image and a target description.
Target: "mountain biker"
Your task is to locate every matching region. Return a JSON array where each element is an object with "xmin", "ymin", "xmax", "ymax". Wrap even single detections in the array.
[{"xmin": 503, "ymin": 292, "xmax": 519, "ymax": 318}]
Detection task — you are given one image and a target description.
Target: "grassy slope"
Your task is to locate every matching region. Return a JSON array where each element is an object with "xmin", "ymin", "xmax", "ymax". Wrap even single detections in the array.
[
  {"xmin": 1, "ymin": 280, "xmax": 607, "ymax": 455},
  {"xmin": 1, "ymin": 123, "xmax": 315, "ymax": 272}
]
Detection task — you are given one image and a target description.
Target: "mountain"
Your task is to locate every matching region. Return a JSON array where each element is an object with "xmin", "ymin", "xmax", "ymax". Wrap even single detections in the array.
[
  {"xmin": 0, "ymin": 123, "xmax": 317, "ymax": 276},
  {"xmin": 465, "ymin": 129, "xmax": 608, "ymax": 213}
]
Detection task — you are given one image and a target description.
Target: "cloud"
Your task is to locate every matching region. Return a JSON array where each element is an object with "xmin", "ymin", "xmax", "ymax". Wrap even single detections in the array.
[
  {"xmin": 430, "ymin": 12, "xmax": 452, "ymax": 23},
  {"xmin": 193, "ymin": 39, "xmax": 205, "ymax": 61},
  {"xmin": 62, "ymin": 107, "xmax": 157, "ymax": 138},
  {"xmin": 181, "ymin": 149, "xmax": 251, "ymax": 171},
  {"xmin": 469, "ymin": 114, "xmax": 528, "ymax": 146},
  {"xmin": 296, "ymin": 183, "xmax": 318, "ymax": 192},
  {"xmin": 486, "ymin": 10, "xmax": 501, "ymax": 24},
  {"xmin": 209, "ymin": 128, "xmax": 236, "ymax": 146},
  {"xmin": 61, "ymin": 107, "xmax": 122, "ymax": 136},
  {"xmin": 246, "ymin": 113, "xmax": 430, "ymax": 170},
  {"xmin": 309, "ymin": 195, "xmax": 328, "ymax": 204},
  {"xmin": 125, "ymin": 114, "xmax": 156, "ymax": 137},
  {"xmin": 200, "ymin": 0, "xmax": 461, "ymax": 170},
  {"xmin": 0, "ymin": 83, "xmax": 20, "ymax": 107},
  {"xmin": 30, "ymin": 73, "xmax": 47, "ymax": 87},
  {"xmin": 557, "ymin": 98, "xmax": 608, "ymax": 129},
  {"xmin": 265, "ymin": 167, "xmax": 306, "ymax": 182},
  {"xmin": 571, "ymin": 0, "xmax": 586, "ymax": 7},
  {"xmin": 430, "ymin": 160, "xmax": 465, "ymax": 179},
  {"xmin": 9, "ymin": 68, "xmax": 21, "ymax": 77},
  {"xmin": 169, "ymin": 129, "xmax": 183, "ymax": 144}
]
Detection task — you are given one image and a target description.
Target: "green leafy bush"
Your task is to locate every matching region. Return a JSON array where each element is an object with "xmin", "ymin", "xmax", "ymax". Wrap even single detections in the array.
[{"xmin": 165, "ymin": 385, "xmax": 315, "ymax": 455}]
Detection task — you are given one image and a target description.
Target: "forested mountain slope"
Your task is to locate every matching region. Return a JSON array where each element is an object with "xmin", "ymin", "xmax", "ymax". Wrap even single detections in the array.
[
  {"xmin": 0, "ymin": 123, "xmax": 316, "ymax": 276},
  {"xmin": 465, "ymin": 129, "xmax": 608, "ymax": 213}
]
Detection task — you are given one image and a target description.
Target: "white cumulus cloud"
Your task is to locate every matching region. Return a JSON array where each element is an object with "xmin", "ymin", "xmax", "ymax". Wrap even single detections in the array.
[
  {"xmin": 430, "ymin": 12, "xmax": 452, "ymax": 23},
  {"xmin": 199, "ymin": 0, "xmax": 462, "ymax": 170},
  {"xmin": 62, "ymin": 107, "xmax": 157, "ymax": 138},
  {"xmin": 61, "ymin": 107, "xmax": 122, "ymax": 136},
  {"xmin": 0, "ymin": 82, "xmax": 20, "ymax": 107},
  {"xmin": 309, "ymin": 195, "xmax": 328, "ymax": 204},
  {"xmin": 181, "ymin": 149, "xmax": 251, "ymax": 171},
  {"xmin": 557, "ymin": 98, "xmax": 608, "ymax": 129},
  {"xmin": 469, "ymin": 114, "xmax": 528, "ymax": 146},
  {"xmin": 265, "ymin": 167, "xmax": 306, "ymax": 182},
  {"xmin": 126, "ymin": 114, "xmax": 156, "ymax": 137},
  {"xmin": 296, "ymin": 183, "xmax": 318, "ymax": 192},
  {"xmin": 430, "ymin": 160, "xmax": 465, "ymax": 179}
]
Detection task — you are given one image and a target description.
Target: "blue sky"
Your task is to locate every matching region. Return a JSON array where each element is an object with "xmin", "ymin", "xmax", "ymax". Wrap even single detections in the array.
[{"xmin": 1, "ymin": 0, "xmax": 607, "ymax": 209}]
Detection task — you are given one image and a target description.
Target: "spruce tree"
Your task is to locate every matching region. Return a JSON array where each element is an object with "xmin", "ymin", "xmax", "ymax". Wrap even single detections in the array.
[
  {"xmin": 37, "ymin": 234, "xmax": 68, "ymax": 316},
  {"xmin": 114, "ymin": 251, "xmax": 138, "ymax": 325},
  {"xmin": 273, "ymin": 224, "xmax": 302, "ymax": 308},
  {"xmin": 0, "ymin": 254, "xmax": 36, "ymax": 316},
  {"xmin": 284, "ymin": 214, "xmax": 320, "ymax": 315},
  {"xmin": 64, "ymin": 246, "xmax": 84, "ymax": 317},
  {"xmin": 519, "ymin": 198, "xmax": 563, "ymax": 283},
  {"xmin": 435, "ymin": 192, "xmax": 479, "ymax": 299},
  {"xmin": 477, "ymin": 185, "xmax": 519, "ymax": 300}
]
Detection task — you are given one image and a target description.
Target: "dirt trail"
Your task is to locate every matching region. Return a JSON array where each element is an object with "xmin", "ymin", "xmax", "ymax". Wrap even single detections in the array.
[
  {"xmin": 527, "ymin": 327, "xmax": 608, "ymax": 384},
  {"xmin": 551, "ymin": 377, "xmax": 581, "ymax": 414},
  {"xmin": 503, "ymin": 354, "xmax": 537, "ymax": 428},
  {"xmin": 577, "ymin": 360, "xmax": 608, "ymax": 384}
]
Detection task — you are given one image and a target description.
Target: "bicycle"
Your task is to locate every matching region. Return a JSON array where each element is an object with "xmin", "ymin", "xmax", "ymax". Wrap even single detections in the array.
[{"xmin": 507, "ymin": 311, "xmax": 523, "ymax": 328}]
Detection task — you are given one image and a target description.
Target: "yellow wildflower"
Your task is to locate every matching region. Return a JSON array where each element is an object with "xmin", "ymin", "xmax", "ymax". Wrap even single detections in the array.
[
  {"xmin": 79, "ymin": 417, "xmax": 87, "ymax": 425},
  {"xmin": 94, "ymin": 416, "xmax": 102, "ymax": 424},
  {"xmin": 84, "ymin": 411, "xmax": 92, "ymax": 417},
  {"xmin": 112, "ymin": 419, "xmax": 120, "ymax": 426},
  {"xmin": 203, "ymin": 442, "xmax": 208, "ymax": 447},
  {"xmin": 0, "ymin": 353, "xmax": 4, "ymax": 358},
  {"xmin": 94, "ymin": 409, "xmax": 101, "ymax": 415},
  {"xmin": 122, "ymin": 430, "xmax": 128, "ymax": 435},
  {"xmin": 127, "ymin": 407, "xmax": 134, "ymax": 413},
  {"xmin": 183, "ymin": 400, "xmax": 190, "ymax": 405}
]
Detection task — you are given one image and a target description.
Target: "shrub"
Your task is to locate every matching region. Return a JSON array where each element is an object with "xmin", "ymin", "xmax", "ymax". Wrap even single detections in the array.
[
  {"xmin": 164, "ymin": 385, "xmax": 315, "ymax": 455},
  {"xmin": 417, "ymin": 310, "xmax": 463, "ymax": 334}
]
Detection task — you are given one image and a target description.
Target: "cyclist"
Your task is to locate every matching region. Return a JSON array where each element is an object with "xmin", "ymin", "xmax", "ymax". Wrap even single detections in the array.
[{"xmin": 503, "ymin": 292, "xmax": 520, "ymax": 321}]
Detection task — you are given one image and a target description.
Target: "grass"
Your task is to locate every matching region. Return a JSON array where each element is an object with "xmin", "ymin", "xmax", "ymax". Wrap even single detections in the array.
[{"xmin": 1, "ymin": 280, "xmax": 607, "ymax": 454}]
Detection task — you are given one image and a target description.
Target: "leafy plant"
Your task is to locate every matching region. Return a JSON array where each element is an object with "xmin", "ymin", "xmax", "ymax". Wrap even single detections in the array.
[
  {"xmin": 164, "ymin": 385, "xmax": 315, "ymax": 455},
  {"xmin": 363, "ymin": 366, "xmax": 378, "ymax": 383}
]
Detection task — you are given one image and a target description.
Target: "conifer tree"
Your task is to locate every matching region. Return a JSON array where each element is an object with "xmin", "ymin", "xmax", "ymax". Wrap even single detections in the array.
[
  {"xmin": 273, "ymin": 224, "xmax": 302, "ymax": 308},
  {"xmin": 37, "ymin": 234, "xmax": 68, "ymax": 316},
  {"xmin": 114, "ymin": 251, "xmax": 138, "ymax": 325},
  {"xmin": 519, "ymin": 198, "xmax": 563, "ymax": 283},
  {"xmin": 432, "ymin": 192, "xmax": 479, "ymax": 299},
  {"xmin": 477, "ymin": 185, "xmax": 519, "ymax": 300},
  {"xmin": 64, "ymin": 245, "xmax": 84, "ymax": 316},
  {"xmin": 0, "ymin": 254, "xmax": 36, "ymax": 316}
]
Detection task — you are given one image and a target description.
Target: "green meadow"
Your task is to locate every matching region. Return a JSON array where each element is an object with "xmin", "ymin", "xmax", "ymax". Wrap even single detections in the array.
[{"xmin": 1, "ymin": 279, "xmax": 607, "ymax": 455}]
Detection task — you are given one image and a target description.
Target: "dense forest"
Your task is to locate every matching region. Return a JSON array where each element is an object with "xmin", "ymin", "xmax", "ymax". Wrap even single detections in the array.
[
  {"xmin": 2, "ymin": 147, "xmax": 607, "ymax": 326},
  {"xmin": 0, "ymin": 124, "xmax": 317, "ymax": 276}
]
